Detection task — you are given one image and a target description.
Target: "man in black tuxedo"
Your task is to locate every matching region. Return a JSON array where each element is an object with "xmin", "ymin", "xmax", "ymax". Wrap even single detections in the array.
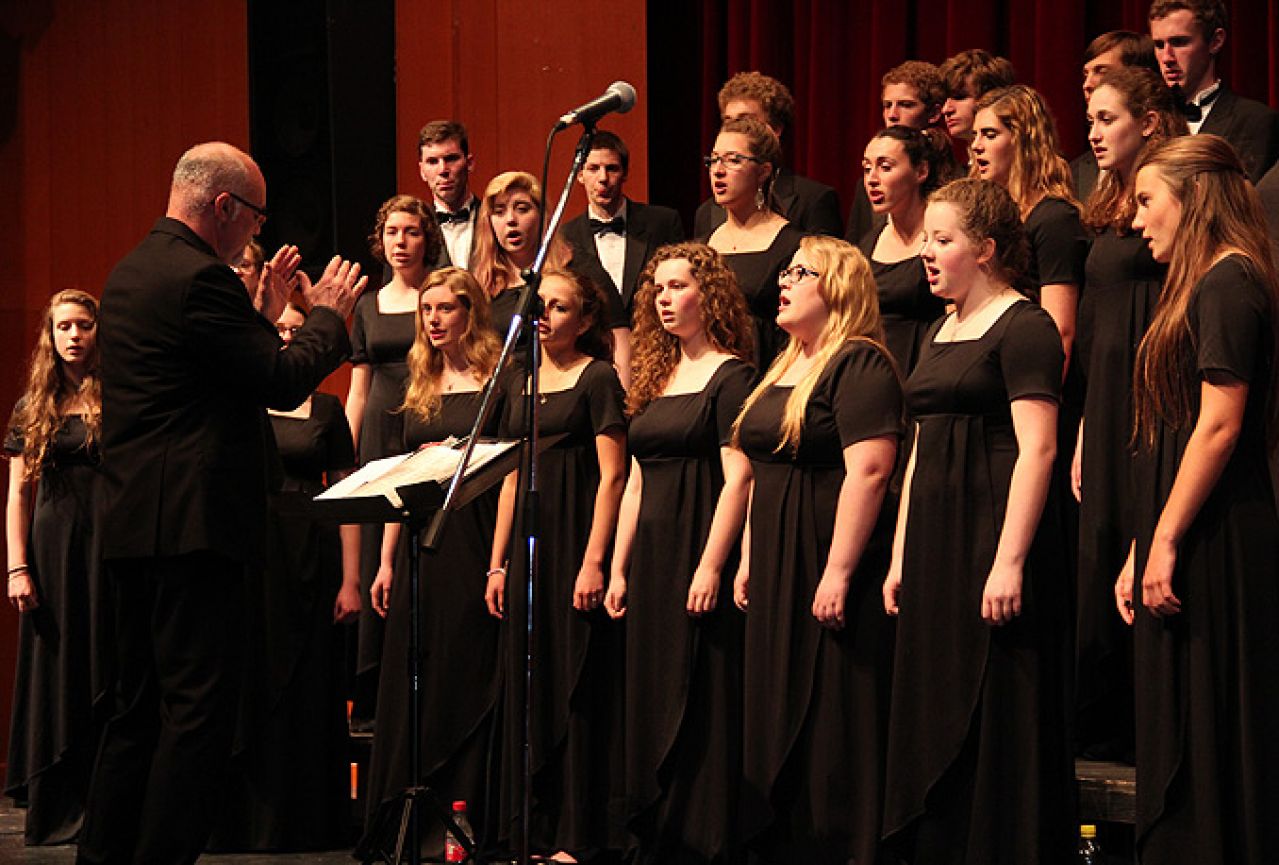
[
  {"xmin": 77, "ymin": 142, "xmax": 366, "ymax": 865},
  {"xmin": 1072, "ymin": 31, "xmax": 1158, "ymax": 201},
  {"xmin": 563, "ymin": 130, "xmax": 684, "ymax": 384},
  {"xmin": 693, "ymin": 71, "xmax": 842, "ymax": 238},
  {"xmin": 1149, "ymin": 0, "xmax": 1279, "ymax": 182},
  {"xmin": 419, "ymin": 119, "xmax": 480, "ymax": 268}
]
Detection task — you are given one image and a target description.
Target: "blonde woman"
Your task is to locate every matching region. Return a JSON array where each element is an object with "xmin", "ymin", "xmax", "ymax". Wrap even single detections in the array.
[
  {"xmin": 733, "ymin": 236, "xmax": 902, "ymax": 865},
  {"xmin": 364, "ymin": 267, "xmax": 508, "ymax": 850}
]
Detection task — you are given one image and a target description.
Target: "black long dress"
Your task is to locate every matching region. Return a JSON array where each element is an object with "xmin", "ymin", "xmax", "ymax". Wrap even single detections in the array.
[
  {"xmin": 883, "ymin": 302, "xmax": 1074, "ymax": 865},
  {"xmin": 492, "ymin": 358, "xmax": 626, "ymax": 857},
  {"xmin": 1074, "ymin": 230, "xmax": 1164, "ymax": 759},
  {"xmin": 365, "ymin": 386, "xmax": 508, "ymax": 853},
  {"xmin": 210, "ymin": 393, "xmax": 356, "ymax": 851},
  {"xmin": 709, "ymin": 224, "xmax": 804, "ymax": 371},
  {"xmin": 3, "ymin": 412, "xmax": 109, "ymax": 846},
  {"xmin": 858, "ymin": 223, "xmax": 946, "ymax": 377},
  {"xmin": 622, "ymin": 358, "xmax": 755, "ymax": 865},
  {"xmin": 737, "ymin": 342, "xmax": 902, "ymax": 865},
  {"xmin": 1131, "ymin": 256, "xmax": 1279, "ymax": 865},
  {"xmin": 349, "ymin": 290, "xmax": 417, "ymax": 720}
]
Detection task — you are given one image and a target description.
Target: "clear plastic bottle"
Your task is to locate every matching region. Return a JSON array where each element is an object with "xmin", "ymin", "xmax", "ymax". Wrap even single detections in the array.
[
  {"xmin": 444, "ymin": 799, "xmax": 474, "ymax": 863},
  {"xmin": 1079, "ymin": 823, "xmax": 1101, "ymax": 864}
]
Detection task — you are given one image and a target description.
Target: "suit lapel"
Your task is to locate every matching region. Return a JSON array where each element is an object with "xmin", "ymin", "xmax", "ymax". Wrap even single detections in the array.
[
  {"xmin": 621, "ymin": 202, "xmax": 648, "ymax": 308},
  {"xmin": 1199, "ymin": 87, "xmax": 1235, "ymax": 137},
  {"xmin": 771, "ymin": 169, "xmax": 799, "ymax": 220}
]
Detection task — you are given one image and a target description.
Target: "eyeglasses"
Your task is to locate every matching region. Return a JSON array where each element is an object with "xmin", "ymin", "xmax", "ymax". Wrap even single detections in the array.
[
  {"xmin": 227, "ymin": 191, "xmax": 269, "ymax": 224},
  {"xmin": 778, "ymin": 265, "xmax": 821, "ymax": 285},
  {"xmin": 703, "ymin": 152, "xmax": 763, "ymax": 170},
  {"xmin": 276, "ymin": 324, "xmax": 302, "ymax": 338}
]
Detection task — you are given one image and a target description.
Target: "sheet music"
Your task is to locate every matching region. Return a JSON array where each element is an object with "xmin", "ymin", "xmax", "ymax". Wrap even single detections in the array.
[{"xmin": 316, "ymin": 439, "xmax": 520, "ymax": 508}]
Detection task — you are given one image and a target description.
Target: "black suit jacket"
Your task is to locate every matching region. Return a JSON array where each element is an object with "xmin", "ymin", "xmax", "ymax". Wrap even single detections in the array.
[
  {"xmin": 433, "ymin": 200, "xmax": 481, "ymax": 269},
  {"xmin": 694, "ymin": 168, "xmax": 842, "ymax": 238},
  {"xmin": 564, "ymin": 199, "xmax": 685, "ymax": 325},
  {"xmin": 1200, "ymin": 86, "xmax": 1279, "ymax": 183},
  {"xmin": 1259, "ymin": 160, "xmax": 1279, "ymax": 266},
  {"xmin": 1071, "ymin": 149, "xmax": 1101, "ymax": 203},
  {"xmin": 99, "ymin": 217, "xmax": 351, "ymax": 566}
]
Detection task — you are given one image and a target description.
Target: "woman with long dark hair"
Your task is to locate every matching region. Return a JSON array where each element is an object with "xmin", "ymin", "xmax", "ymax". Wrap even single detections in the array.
[
  {"xmin": 484, "ymin": 269, "xmax": 627, "ymax": 860},
  {"xmin": 4, "ymin": 290, "xmax": 108, "ymax": 845},
  {"xmin": 1120, "ymin": 134, "xmax": 1279, "ymax": 865},
  {"xmin": 1073, "ymin": 66, "xmax": 1186, "ymax": 760},
  {"xmin": 605, "ymin": 242, "xmax": 755, "ymax": 864}
]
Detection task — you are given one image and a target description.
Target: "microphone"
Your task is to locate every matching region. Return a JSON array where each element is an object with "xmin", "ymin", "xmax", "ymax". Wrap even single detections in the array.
[{"xmin": 555, "ymin": 81, "xmax": 637, "ymax": 130}]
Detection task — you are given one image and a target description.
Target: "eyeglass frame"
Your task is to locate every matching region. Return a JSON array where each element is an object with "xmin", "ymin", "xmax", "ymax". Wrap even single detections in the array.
[
  {"xmin": 777, "ymin": 264, "xmax": 822, "ymax": 286},
  {"xmin": 226, "ymin": 191, "xmax": 269, "ymax": 223},
  {"xmin": 703, "ymin": 152, "xmax": 765, "ymax": 170}
]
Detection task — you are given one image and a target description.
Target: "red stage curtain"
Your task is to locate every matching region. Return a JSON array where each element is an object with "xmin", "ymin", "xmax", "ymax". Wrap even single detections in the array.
[{"xmin": 648, "ymin": 0, "xmax": 1279, "ymax": 228}]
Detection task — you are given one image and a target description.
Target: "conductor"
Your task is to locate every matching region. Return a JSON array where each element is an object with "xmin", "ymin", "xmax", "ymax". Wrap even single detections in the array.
[{"xmin": 75, "ymin": 142, "xmax": 366, "ymax": 865}]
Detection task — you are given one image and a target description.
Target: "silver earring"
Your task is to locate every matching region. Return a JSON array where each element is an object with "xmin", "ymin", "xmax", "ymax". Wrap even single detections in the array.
[{"xmin": 755, "ymin": 186, "xmax": 766, "ymax": 211}]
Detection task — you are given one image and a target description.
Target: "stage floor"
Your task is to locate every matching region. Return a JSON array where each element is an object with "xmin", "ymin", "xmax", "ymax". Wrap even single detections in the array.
[{"xmin": 0, "ymin": 799, "xmax": 355, "ymax": 864}]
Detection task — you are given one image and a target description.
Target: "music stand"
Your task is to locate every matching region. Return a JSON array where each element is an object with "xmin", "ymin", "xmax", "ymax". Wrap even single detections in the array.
[{"xmin": 314, "ymin": 439, "xmax": 531, "ymax": 865}]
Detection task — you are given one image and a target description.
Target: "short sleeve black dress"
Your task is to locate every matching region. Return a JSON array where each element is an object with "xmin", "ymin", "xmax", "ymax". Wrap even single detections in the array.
[
  {"xmin": 883, "ymin": 301, "xmax": 1074, "ymax": 864},
  {"xmin": 492, "ymin": 359, "xmax": 627, "ymax": 857},
  {"xmin": 349, "ymin": 290, "xmax": 417, "ymax": 714},
  {"xmin": 621, "ymin": 358, "xmax": 755, "ymax": 865},
  {"xmin": 1131, "ymin": 256, "xmax": 1279, "ymax": 865},
  {"xmin": 737, "ymin": 342, "xmax": 902, "ymax": 865},
  {"xmin": 858, "ymin": 223, "xmax": 946, "ymax": 376},
  {"xmin": 3, "ymin": 410, "xmax": 109, "ymax": 846},
  {"xmin": 211, "ymin": 392, "xmax": 356, "ymax": 850},
  {"xmin": 1074, "ymin": 229, "xmax": 1164, "ymax": 757},
  {"xmin": 707, "ymin": 223, "xmax": 805, "ymax": 370},
  {"xmin": 365, "ymin": 383, "xmax": 508, "ymax": 849}
]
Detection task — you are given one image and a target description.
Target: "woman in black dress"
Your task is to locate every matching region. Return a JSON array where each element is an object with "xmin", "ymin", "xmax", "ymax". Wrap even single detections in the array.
[
  {"xmin": 882, "ymin": 179, "xmax": 1072, "ymax": 864},
  {"xmin": 860, "ymin": 126, "xmax": 950, "ymax": 376},
  {"xmin": 366, "ymin": 267, "xmax": 507, "ymax": 852},
  {"xmin": 702, "ymin": 116, "xmax": 804, "ymax": 369},
  {"xmin": 1072, "ymin": 67, "xmax": 1185, "ymax": 760},
  {"xmin": 4, "ymin": 290, "xmax": 107, "ymax": 845},
  {"xmin": 605, "ymin": 242, "xmax": 755, "ymax": 865},
  {"xmin": 346, "ymin": 194, "xmax": 442, "ymax": 726},
  {"xmin": 734, "ymin": 236, "xmax": 902, "ymax": 865},
  {"xmin": 211, "ymin": 302, "xmax": 360, "ymax": 851},
  {"xmin": 484, "ymin": 269, "xmax": 627, "ymax": 860},
  {"xmin": 470, "ymin": 171, "xmax": 571, "ymax": 339},
  {"xmin": 1119, "ymin": 135, "xmax": 1279, "ymax": 865},
  {"xmin": 971, "ymin": 85, "xmax": 1086, "ymax": 368}
]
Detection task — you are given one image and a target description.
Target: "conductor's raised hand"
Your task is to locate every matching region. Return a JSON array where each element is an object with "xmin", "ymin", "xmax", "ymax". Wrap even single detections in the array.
[
  {"xmin": 299, "ymin": 255, "xmax": 368, "ymax": 319},
  {"xmin": 256, "ymin": 244, "xmax": 302, "ymax": 323}
]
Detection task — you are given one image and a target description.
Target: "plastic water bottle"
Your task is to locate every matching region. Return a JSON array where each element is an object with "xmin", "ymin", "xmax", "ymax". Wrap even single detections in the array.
[
  {"xmin": 1079, "ymin": 823, "xmax": 1101, "ymax": 864},
  {"xmin": 444, "ymin": 799, "xmax": 474, "ymax": 863}
]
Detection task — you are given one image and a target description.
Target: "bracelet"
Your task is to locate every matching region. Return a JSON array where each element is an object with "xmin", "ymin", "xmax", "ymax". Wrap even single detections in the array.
[
  {"xmin": 486, "ymin": 567, "xmax": 507, "ymax": 578},
  {"xmin": 7, "ymin": 564, "xmax": 28, "ymax": 576}
]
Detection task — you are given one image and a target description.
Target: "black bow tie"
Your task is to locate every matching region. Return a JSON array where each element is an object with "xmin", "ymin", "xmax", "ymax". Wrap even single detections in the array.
[
  {"xmin": 436, "ymin": 207, "xmax": 471, "ymax": 225},
  {"xmin": 1178, "ymin": 87, "xmax": 1220, "ymax": 122},
  {"xmin": 589, "ymin": 216, "xmax": 626, "ymax": 236}
]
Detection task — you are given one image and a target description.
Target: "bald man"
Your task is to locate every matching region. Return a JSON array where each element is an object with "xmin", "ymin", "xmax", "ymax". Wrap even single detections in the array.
[{"xmin": 76, "ymin": 142, "xmax": 366, "ymax": 865}]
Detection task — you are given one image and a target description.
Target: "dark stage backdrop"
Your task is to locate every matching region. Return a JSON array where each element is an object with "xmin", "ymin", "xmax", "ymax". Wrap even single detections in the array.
[
  {"xmin": 648, "ymin": 0, "xmax": 1279, "ymax": 229},
  {"xmin": 2, "ymin": 0, "xmax": 1277, "ymax": 786}
]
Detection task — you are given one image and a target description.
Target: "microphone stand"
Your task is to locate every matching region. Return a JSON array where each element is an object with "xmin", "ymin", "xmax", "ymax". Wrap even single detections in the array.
[{"xmin": 422, "ymin": 120, "xmax": 597, "ymax": 865}]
